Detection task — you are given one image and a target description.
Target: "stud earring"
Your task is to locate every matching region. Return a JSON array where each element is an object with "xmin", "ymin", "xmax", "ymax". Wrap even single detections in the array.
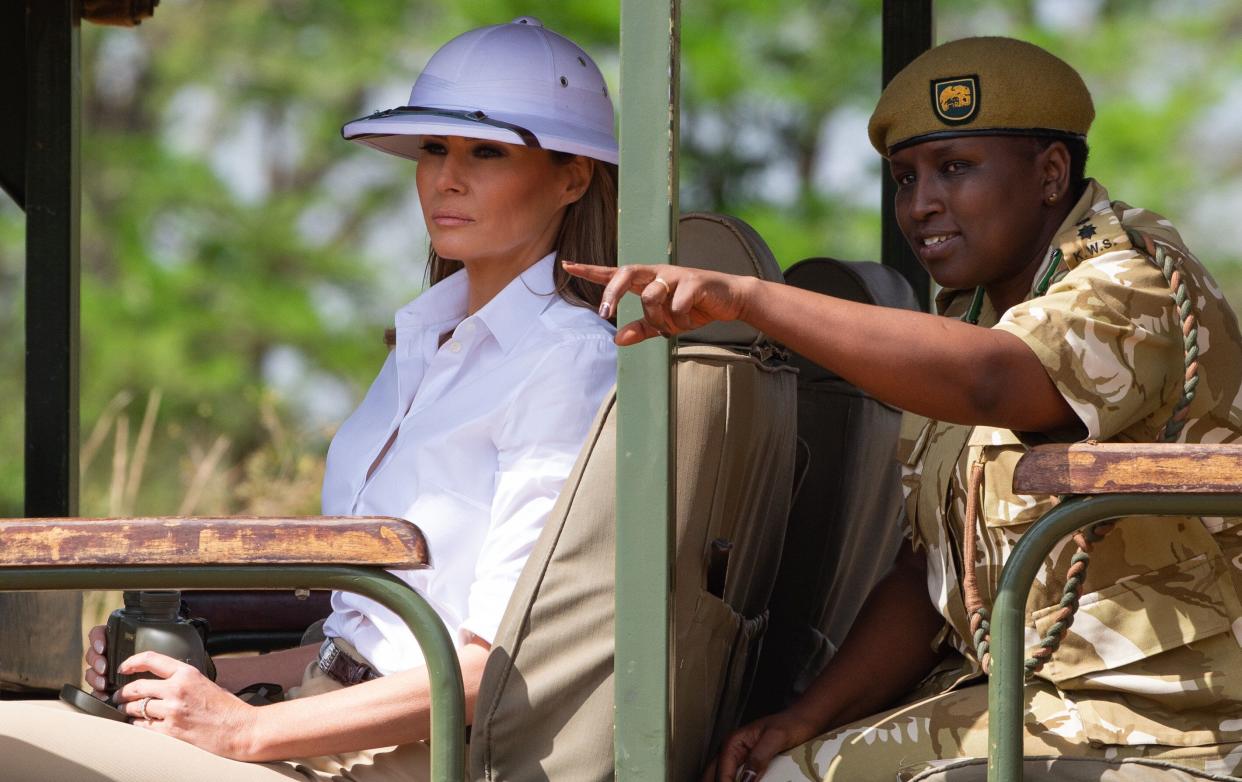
[{"xmin": 1046, "ymin": 192, "xmax": 1058, "ymax": 204}]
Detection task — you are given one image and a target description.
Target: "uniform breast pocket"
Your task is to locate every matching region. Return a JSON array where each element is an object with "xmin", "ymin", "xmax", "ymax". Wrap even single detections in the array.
[
  {"xmin": 969, "ymin": 427, "xmax": 1060, "ymax": 530},
  {"xmin": 1029, "ymin": 553, "xmax": 1236, "ymax": 682}
]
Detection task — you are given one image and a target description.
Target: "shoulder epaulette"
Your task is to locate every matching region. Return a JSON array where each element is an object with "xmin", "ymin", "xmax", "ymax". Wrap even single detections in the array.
[{"xmin": 1058, "ymin": 212, "xmax": 1131, "ymax": 267}]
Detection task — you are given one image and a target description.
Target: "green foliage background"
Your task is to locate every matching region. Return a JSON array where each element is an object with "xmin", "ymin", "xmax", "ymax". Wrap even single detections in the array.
[{"xmin": 3, "ymin": 0, "xmax": 1241, "ymax": 516}]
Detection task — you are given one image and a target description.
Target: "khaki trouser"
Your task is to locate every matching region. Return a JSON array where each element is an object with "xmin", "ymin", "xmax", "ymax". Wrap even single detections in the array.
[
  {"xmin": 759, "ymin": 681, "xmax": 1242, "ymax": 782},
  {"xmin": 0, "ymin": 644, "xmax": 436, "ymax": 782}
]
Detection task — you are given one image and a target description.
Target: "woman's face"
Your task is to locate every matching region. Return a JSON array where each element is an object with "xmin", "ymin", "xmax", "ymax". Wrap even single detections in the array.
[
  {"xmin": 889, "ymin": 136, "xmax": 1059, "ymax": 293},
  {"xmin": 415, "ymin": 135, "xmax": 589, "ymax": 270}
]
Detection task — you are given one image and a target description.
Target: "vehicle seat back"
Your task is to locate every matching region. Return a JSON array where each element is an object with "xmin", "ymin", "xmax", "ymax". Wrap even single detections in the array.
[
  {"xmin": 469, "ymin": 214, "xmax": 797, "ymax": 782},
  {"xmin": 744, "ymin": 258, "xmax": 919, "ymax": 720}
]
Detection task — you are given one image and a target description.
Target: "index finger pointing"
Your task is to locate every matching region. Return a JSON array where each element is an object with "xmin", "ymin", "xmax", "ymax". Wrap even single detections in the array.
[
  {"xmin": 560, "ymin": 260, "xmax": 618, "ymax": 284},
  {"xmin": 602, "ymin": 264, "xmax": 666, "ymax": 315}
]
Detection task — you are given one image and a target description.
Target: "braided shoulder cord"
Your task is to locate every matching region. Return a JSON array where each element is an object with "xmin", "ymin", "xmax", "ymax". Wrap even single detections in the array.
[
  {"xmin": 1155, "ymin": 241, "xmax": 1202, "ymax": 442},
  {"xmin": 964, "ymin": 237, "xmax": 1200, "ymax": 678}
]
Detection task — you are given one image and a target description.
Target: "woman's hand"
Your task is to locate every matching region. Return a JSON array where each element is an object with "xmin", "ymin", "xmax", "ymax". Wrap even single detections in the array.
[
  {"xmin": 114, "ymin": 651, "xmax": 258, "ymax": 761},
  {"xmin": 703, "ymin": 709, "xmax": 823, "ymax": 782},
  {"xmin": 562, "ymin": 261, "xmax": 757, "ymax": 346},
  {"xmin": 85, "ymin": 624, "xmax": 109, "ymax": 696}
]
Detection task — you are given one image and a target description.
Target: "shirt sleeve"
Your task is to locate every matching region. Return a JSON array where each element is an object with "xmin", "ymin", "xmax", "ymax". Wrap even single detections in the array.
[
  {"xmin": 458, "ymin": 335, "xmax": 616, "ymax": 645},
  {"xmin": 993, "ymin": 249, "xmax": 1180, "ymax": 441}
]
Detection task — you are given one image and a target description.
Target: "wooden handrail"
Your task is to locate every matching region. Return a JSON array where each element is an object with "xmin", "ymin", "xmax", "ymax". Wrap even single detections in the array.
[
  {"xmin": 0, "ymin": 516, "xmax": 428, "ymax": 568},
  {"xmin": 1013, "ymin": 443, "xmax": 1242, "ymax": 495}
]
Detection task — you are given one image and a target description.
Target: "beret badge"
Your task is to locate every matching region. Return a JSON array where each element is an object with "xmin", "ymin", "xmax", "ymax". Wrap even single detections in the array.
[{"xmin": 931, "ymin": 75, "xmax": 980, "ymax": 125}]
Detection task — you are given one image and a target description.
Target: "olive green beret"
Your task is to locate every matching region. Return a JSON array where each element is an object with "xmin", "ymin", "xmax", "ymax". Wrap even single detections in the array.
[{"xmin": 868, "ymin": 36, "xmax": 1094, "ymax": 157}]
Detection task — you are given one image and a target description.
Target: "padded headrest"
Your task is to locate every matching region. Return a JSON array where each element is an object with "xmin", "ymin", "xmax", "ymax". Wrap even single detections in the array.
[
  {"xmin": 784, "ymin": 258, "xmax": 920, "ymax": 382},
  {"xmin": 784, "ymin": 257, "xmax": 920, "ymax": 310},
  {"xmin": 676, "ymin": 212, "xmax": 785, "ymax": 349}
]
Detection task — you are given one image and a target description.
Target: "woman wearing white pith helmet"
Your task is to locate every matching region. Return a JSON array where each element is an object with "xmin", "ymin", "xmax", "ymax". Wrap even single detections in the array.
[{"xmin": 0, "ymin": 17, "xmax": 617, "ymax": 782}]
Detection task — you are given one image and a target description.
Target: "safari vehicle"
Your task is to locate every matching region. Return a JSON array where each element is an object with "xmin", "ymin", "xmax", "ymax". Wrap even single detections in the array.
[{"xmin": 3, "ymin": 2, "xmax": 1242, "ymax": 781}]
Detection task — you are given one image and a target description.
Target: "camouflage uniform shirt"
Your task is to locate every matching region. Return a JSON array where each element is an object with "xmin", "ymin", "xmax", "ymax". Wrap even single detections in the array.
[{"xmin": 898, "ymin": 179, "xmax": 1242, "ymax": 748}]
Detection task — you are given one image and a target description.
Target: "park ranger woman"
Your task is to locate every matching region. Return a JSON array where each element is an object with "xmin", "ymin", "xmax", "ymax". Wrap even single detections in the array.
[{"xmin": 568, "ymin": 36, "xmax": 1242, "ymax": 781}]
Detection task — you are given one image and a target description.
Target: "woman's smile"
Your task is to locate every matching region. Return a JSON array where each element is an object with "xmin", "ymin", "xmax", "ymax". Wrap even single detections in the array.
[{"xmin": 912, "ymin": 230, "xmax": 962, "ymax": 265}]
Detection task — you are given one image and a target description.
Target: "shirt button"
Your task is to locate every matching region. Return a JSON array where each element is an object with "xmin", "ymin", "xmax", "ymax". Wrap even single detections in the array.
[
  {"xmin": 462, "ymin": 321, "xmax": 476, "ymax": 335},
  {"xmin": 449, "ymin": 341, "xmax": 462, "ymax": 353}
]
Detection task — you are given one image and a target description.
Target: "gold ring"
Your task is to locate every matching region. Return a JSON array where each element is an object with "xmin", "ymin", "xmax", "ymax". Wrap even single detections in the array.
[
  {"xmin": 139, "ymin": 696, "xmax": 152, "ymax": 721},
  {"xmin": 652, "ymin": 277, "xmax": 672, "ymax": 297}
]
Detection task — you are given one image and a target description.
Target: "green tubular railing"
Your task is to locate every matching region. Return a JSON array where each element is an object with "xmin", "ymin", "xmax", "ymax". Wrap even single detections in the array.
[
  {"xmin": 0, "ymin": 565, "xmax": 466, "ymax": 782},
  {"xmin": 987, "ymin": 493, "xmax": 1242, "ymax": 782}
]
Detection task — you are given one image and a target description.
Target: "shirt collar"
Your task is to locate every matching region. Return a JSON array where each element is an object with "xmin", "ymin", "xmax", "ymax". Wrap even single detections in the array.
[
  {"xmin": 394, "ymin": 263, "xmax": 469, "ymax": 333},
  {"xmin": 394, "ymin": 252, "xmax": 559, "ymax": 354},
  {"xmin": 935, "ymin": 178, "xmax": 1116, "ymax": 317},
  {"xmin": 473, "ymin": 252, "xmax": 559, "ymax": 354},
  {"xmin": 1048, "ymin": 179, "xmax": 1130, "ymax": 271}
]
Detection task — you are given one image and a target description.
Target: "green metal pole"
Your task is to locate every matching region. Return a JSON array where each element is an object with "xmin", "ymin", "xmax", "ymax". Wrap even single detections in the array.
[
  {"xmin": 25, "ymin": 0, "xmax": 81, "ymax": 517},
  {"xmin": 0, "ymin": 565, "xmax": 466, "ymax": 782},
  {"xmin": 988, "ymin": 493, "xmax": 1242, "ymax": 782},
  {"xmin": 6, "ymin": 0, "xmax": 84, "ymax": 694},
  {"xmin": 880, "ymin": 0, "xmax": 933, "ymax": 309},
  {"xmin": 615, "ymin": 1, "xmax": 679, "ymax": 779}
]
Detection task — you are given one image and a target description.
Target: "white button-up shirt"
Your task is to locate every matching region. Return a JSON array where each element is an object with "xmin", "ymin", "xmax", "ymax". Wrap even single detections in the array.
[{"xmin": 321, "ymin": 253, "xmax": 616, "ymax": 674}]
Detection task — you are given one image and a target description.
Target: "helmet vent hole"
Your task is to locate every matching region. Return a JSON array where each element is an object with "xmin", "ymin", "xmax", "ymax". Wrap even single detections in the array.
[
  {"xmin": 577, "ymin": 56, "xmax": 587, "ymax": 67},
  {"xmin": 560, "ymin": 76, "xmax": 569, "ymax": 87}
]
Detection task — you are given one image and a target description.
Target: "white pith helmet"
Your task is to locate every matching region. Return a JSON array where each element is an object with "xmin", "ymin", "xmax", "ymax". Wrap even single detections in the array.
[{"xmin": 342, "ymin": 16, "xmax": 617, "ymax": 165}]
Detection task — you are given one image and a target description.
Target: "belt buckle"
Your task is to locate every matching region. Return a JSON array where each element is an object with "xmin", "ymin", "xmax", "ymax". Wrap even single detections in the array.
[{"xmin": 318, "ymin": 638, "xmax": 340, "ymax": 674}]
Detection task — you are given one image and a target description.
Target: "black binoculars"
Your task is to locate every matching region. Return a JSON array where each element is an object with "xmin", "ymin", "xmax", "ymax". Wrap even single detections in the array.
[{"xmin": 60, "ymin": 590, "xmax": 214, "ymax": 721}]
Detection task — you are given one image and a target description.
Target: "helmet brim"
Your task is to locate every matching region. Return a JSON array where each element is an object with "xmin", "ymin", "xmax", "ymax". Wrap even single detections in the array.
[{"xmin": 342, "ymin": 110, "xmax": 618, "ymax": 165}]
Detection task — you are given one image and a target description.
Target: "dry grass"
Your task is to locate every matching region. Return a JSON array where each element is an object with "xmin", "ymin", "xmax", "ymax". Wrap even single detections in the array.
[{"xmin": 81, "ymin": 387, "xmax": 326, "ymax": 518}]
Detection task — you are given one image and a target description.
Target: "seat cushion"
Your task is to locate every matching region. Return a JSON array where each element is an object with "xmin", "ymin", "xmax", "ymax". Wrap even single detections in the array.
[{"xmin": 901, "ymin": 757, "xmax": 1242, "ymax": 782}]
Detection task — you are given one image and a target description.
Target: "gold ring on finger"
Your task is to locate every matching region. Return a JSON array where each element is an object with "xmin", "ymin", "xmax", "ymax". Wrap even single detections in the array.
[{"xmin": 652, "ymin": 276, "xmax": 672, "ymax": 297}]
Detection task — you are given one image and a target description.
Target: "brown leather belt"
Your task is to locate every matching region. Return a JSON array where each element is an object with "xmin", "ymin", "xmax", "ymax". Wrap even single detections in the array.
[{"xmin": 318, "ymin": 638, "xmax": 380, "ymax": 685}]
